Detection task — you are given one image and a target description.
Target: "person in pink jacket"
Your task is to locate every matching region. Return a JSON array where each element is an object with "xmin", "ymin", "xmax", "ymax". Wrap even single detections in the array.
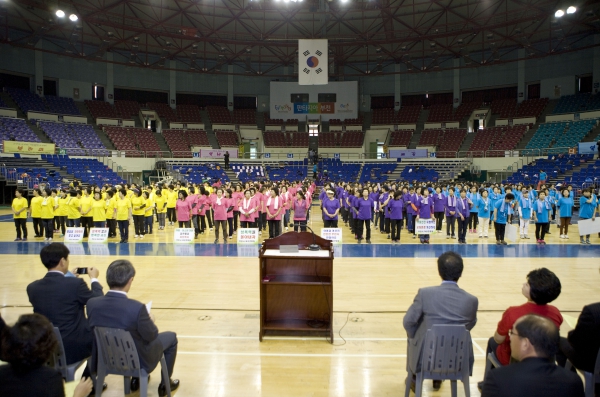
[
  {"xmin": 211, "ymin": 188, "xmax": 229, "ymax": 244},
  {"xmin": 292, "ymin": 190, "xmax": 310, "ymax": 232},
  {"xmin": 187, "ymin": 187, "xmax": 200, "ymax": 238},
  {"xmin": 225, "ymin": 189, "xmax": 235, "ymax": 239},
  {"xmin": 239, "ymin": 189, "xmax": 258, "ymax": 228},
  {"xmin": 265, "ymin": 187, "xmax": 283, "ymax": 238},
  {"xmin": 197, "ymin": 188, "xmax": 209, "ymax": 235},
  {"xmin": 175, "ymin": 190, "xmax": 192, "ymax": 228},
  {"xmin": 231, "ymin": 185, "xmax": 244, "ymax": 233}
]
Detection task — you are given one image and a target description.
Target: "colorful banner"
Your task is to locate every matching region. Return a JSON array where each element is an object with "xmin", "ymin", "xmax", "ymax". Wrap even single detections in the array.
[
  {"xmin": 320, "ymin": 228, "xmax": 342, "ymax": 244},
  {"xmin": 64, "ymin": 227, "xmax": 85, "ymax": 243},
  {"xmin": 174, "ymin": 228, "xmax": 194, "ymax": 244},
  {"xmin": 389, "ymin": 149, "xmax": 429, "ymax": 159},
  {"xmin": 293, "ymin": 102, "xmax": 335, "ymax": 114},
  {"xmin": 298, "ymin": 39, "xmax": 328, "ymax": 86},
  {"xmin": 415, "ymin": 219, "xmax": 436, "ymax": 235},
  {"xmin": 88, "ymin": 228, "xmax": 109, "ymax": 243},
  {"xmin": 197, "ymin": 149, "xmax": 238, "ymax": 158},
  {"xmin": 237, "ymin": 228, "xmax": 259, "ymax": 244},
  {"xmin": 3, "ymin": 141, "xmax": 55, "ymax": 154}
]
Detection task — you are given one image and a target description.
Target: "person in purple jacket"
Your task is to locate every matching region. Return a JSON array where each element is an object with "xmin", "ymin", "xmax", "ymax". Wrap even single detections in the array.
[
  {"xmin": 321, "ymin": 190, "xmax": 341, "ymax": 228},
  {"xmin": 341, "ymin": 186, "xmax": 350, "ymax": 226},
  {"xmin": 445, "ymin": 189, "xmax": 458, "ymax": 239},
  {"xmin": 387, "ymin": 190, "xmax": 404, "ymax": 243},
  {"xmin": 404, "ymin": 186, "xmax": 417, "ymax": 236},
  {"xmin": 347, "ymin": 188, "xmax": 360, "ymax": 238},
  {"xmin": 353, "ymin": 188, "xmax": 374, "ymax": 244},
  {"xmin": 414, "ymin": 187, "xmax": 435, "ymax": 244},
  {"xmin": 432, "ymin": 187, "xmax": 446, "ymax": 233},
  {"xmin": 456, "ymin": 189, "xmax": 472, "ymax": 244},
  {"xmin": 370, "ymin": 186, "xmax": 380, "ymax": 227},
  {"xmin": 378, "ymin": 186, "xmax": 388, "ymax": 233}
]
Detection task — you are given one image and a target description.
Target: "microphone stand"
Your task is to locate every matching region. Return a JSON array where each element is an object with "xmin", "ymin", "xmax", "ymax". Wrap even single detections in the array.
[{"xmin": 291, "ymin": 222, "xmax": 321, "ymax": 251}]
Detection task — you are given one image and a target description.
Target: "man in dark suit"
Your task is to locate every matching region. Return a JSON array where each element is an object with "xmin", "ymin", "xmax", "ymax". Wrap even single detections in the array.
[
  {"xmin": 482, "ymin": 314, "xmax": 584, "ymax": 397},
  {"xmin": 87, "ymin": 260, "xmax": 179, "ymax": 397},
  {"xmin": 558, "ymin": 301, "xmax": 600, "ymax": 372},
  {"xmin": 403, "ymin": 251, "xmax": 479, "ymax": 391},
  {"xmin": 27, "ymin": 243, "xmax": 103, "ymax": 379}
]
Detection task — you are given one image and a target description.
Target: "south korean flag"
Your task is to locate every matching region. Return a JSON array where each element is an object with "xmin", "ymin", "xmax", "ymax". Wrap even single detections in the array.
[{"xmin": 298, "ymin": 39, "xmax": 328, "ymax": 85}]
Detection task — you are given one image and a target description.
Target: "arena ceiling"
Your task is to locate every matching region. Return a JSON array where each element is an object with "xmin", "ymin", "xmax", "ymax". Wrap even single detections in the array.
[{"xmin": 1, "ymin": 0, "xmax": 599, "ymax": 76}]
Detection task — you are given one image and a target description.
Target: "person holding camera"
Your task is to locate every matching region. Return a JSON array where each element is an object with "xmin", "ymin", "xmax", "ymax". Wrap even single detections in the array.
[{"xmin": 26, "ymin": 243, "xmax": 105, "ymax": 388}]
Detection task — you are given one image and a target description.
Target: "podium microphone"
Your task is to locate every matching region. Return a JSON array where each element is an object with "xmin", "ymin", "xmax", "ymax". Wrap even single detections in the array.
[{"xmin": 290, "ymin": 222, "xmax": 320, "ymax": 251}]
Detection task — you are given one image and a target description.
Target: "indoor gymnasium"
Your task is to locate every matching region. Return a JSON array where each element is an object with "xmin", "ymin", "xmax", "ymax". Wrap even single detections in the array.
[{"xmin": 0, "ymin": 0, "xmax": 599, "ymax": 396}]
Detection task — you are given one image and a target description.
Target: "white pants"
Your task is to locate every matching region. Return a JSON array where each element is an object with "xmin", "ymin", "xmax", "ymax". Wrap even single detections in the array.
[
  {"xmin": 519, "ymin": 218, "xmax": 530, "ymax": 235},
  {"xmin": 478, "ymin": 217, "xmax": 489, "ymax": 236}
]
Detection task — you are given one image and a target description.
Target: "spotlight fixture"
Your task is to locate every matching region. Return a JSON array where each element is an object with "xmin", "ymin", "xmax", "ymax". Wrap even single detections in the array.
[
  {"xmin": 555, "ymin": 9, "xmax": 564, "ymax": 18},
  {"xmin": 69, "ymin": 14, "xmax": 78, "ymax": 22},
  {"xmin": 56, "ymin": 10, "xmax": 65, "ymax": 18},
  {"xmin": 566, "ymin": 6, "xmax": 576, "ymax": 14}
]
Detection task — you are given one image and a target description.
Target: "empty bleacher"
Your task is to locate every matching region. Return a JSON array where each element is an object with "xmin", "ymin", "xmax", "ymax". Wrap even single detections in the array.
[
  {"xmin": 522, "ymin": 119, "xmax": 597, "ymax": 155},
  {"xmin": 553, "ymin": 93, "xmax": 600, "ymax": 114},
  {"xmin": 7, "ymin": 88, "xmax": 47, "ymax": 113},
  {"xmin": 399, "ymin": 165, "xmax": 439, "ymax": 182},
  {"xmin": 263, "ymin": 131, "xmax": 288, "ymax": 147},
  {"xmin": 45, "ymin": 96, "xmax": 81, "ymax": 116},
  {"xmin": 39, "ymin": 121, "xmax": 108, "ymax": 156},
  {"xmin": 358, "ymin": 163, "xmax": 397, "ymax": 183},
  {"xmin": 339, "ymin": 131, "xmax": 364, "ymax": 147},
  {"xmin": 388, "ymin": 130, "xmax": 413, "ymax": 147},
  {"xmin": 104, "ymin": 126, "xmax": 162, "ymax": 157},
  {"xmin": 0, "ymin": 117, "xmax": 42, "ymax": 143},
  {"xmin": 233, "ymin": 109, "xmax": 256, "ymax": 125},
  {"xmin": 162, "ymin": 129, "xmax": 211, "ymax": 157},
  {"xmin": 147, "ymin": 102, "xmax": 176, "ymax": 123},
  {"xmin": 266, "ymin": 161, "xmax": 307, "ymax": 181},
  {"xmin": 207, "ymin": 106, "xmax": 233, "ymax": 124},
  {"xmin": 176, "ymin": 104, "xmax": 203, "ymax": 123},
  {"xmin": 454, "ymin": 102, "xmax": 481, "ymax": 123},
  {"xmin": 490, "ymin": 98, "xmax": 517, "ymax": 118},
  {"xmin": 466, "ymin": 125, "xmax": 528, "ymax": 157},
  {"xmin": 231, "ymin": 164, "xmax": 265, "ymax": 183},
  {"xmin": 85, "ymin": 100, "xmax": 117, "ymax": 120},
  {"xmin": 504, "ymin": 154, "xmax": 593, "ymax": 186},
  {"xmin": 114, "ymin": 100, "xmax": 141, "ymax": 119},
  {"xmin": 427, "ymin": 104, "xmax": 454, "ymax": 122},
  {"xmin": 318, "ymin": 132, "xmax": 337, "ymax": 148},
  {"xmin": 289, "ymin": 132, "xmax": 309, "ymax": 148},
  {"xmin": 437, "ymin": 129, "xmax": 467, "ymax": 157},
  {"xmin": 396, "ymin": 106, "xmax": 421, "ymax": 123},
  {"xmin": 43, "ymin": 155, "xmax": 125, "ymax": 186},
  {"xmin": 214, "ymin": 130, "xmax": 239, "ymax": 147}
]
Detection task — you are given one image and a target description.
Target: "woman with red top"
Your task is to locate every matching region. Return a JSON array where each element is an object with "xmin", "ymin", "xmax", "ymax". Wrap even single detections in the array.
[
  {"xmin": 225, "ymin": 189, "xmax": 235, "ymax": 239},
  {"xmin": 292, "ymin": 190, "xmax": 310, "ymax": 232},
  {"xmin": 265, "ymin": 187, "xmax": 283, "ymax": 238},
  {"xmin": 211, "ymin": 188, "xmax": 228, "ymax": 244},
  {"xmin": 239, "ymin": 189, "xmax": 258, "ymax": 228},
  {"xmin": 175, "ymin": 190, "xmax": 192, "ymax": 228},
  {"xmin": 231, "ymin": 185, "xmax": 244, "ymax": 233}
]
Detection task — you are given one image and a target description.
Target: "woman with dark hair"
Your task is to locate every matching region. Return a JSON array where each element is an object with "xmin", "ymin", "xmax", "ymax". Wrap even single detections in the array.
[
  {"xmin": 154, "ymin": 189, "xmax": 167, "ymax": 231},
  {"xmin": 266, "ymin": 187, "xmax": 283, "ymax": 238},
  {"xmin": 387, "ymin": 190, "xmax": 404, "ymax": 243},
  {"xmin": 225, "ymin": 189, "xmax": 235, "ymax": 239},
  {"xmin": 105, "ymin": 190, "xmax": 117, "ymax": 238},
  {"xmin": 30, "ymin": 188, "xmax": 43, "ymax": 238},
  {"xmin": 175, "ymin": 190, "xmax": 192, "ymax": 228},
  {"xmin": 211, "ymin": 188, "xmax": 228, "ymax": 243},
  {"xmin": 143, "ymin": 191, "xmax": 154, "ymax": 235},
  {"xmin": 115, "ymin": 189, "xmax": 132, "ymax": 244},
  {"xmin": 66, "ymin": 190, "xmax": 81, "ymax": 228},
  {"xmin": 79, "ymin": 187, "xmax": 93, "ymax": 238},
  {"xmin": 12, "ymin": 188, "xmax": 28, "ymax": 241},
  {"xmin": 91, "ymin": 191, "xmax": 107, "ymax": 229},
  {"xmin": 55, "ymin": 190, "xmax": 68, "ymax": 237},
  {"xmin": 131, "ymin": 189, "xmax": 146, "ymax": 239},
  {"xmin": 40, "ymin": 188, "xmax": 57, "ymax": 241},
  {"xmin": 166, "ymin": 184, "xmax": 178, "ymax": 226},
  {"xmin": 239, "ymin": 189, "xmax": 258, "ymax": 228},
  {"xmin": 0, "ymin": 313, "xmax": 93, "ymax": 397},
  {"xmin": 354, "ymin": 188, "xmax": 374, "ymax": 244},
  {"xmin": 232, "ymin": 184, "xmax": 244, "ymax": 233},
  {"xmin": 321, "ymin": 189, "xmax": 341, "ymax": 228}
]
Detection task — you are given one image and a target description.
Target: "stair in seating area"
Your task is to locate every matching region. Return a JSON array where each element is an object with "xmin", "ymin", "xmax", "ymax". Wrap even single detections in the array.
[
  {"xmin": 458, "ymin": 132, "xmax": 477, "ymax": 154},
  {"xmin": 74, "ymin": 101, "xmax": 92, "ymax": 123},
  {"xmin": 408, "ymin": 109, "xmax": 429, "ymax": 149}
]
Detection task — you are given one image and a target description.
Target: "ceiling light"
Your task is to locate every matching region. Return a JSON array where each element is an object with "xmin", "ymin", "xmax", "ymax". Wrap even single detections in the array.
[
  {"xmin": 56, "ymin": 10, "xmax": 65, "ymax": 18},
  {"xmin": 555, "ymin": 9, "xmax": 564, "ymax": 18},
  {"xmin": 69, "ymin": 14, "xmax": 78, "ymax": 22},
  {"xmin": 566, "ymin": 6, "xmax": 576, "ymax": 14}
]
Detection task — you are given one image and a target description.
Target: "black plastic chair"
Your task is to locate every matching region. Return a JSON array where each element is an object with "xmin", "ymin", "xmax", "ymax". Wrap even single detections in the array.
[{"xmin": 93, "ymin": 327, "xmax": 171, "ymax": 397}]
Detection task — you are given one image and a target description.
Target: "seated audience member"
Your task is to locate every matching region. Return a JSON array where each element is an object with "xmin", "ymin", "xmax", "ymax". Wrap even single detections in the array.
[
  {"xmin": 481, "ymin": 314, "xmax": 584, "ymax": 397},
  {"xmin": 478, "ymin": 268, "xmax": 562, "ymax": 390},
  {"xmin": 0, "ymin": 313, "xmax": 93, "ymax": 397},
  {"xmin": 403, "ymin": 251, "xmax": 479, "ymax": 391},
  {"xmin": 26, "ymin": 243, "xmax": 104, "ymax": 383},
  {"xmin": 87, "ymin": 260, "xmax": 180, "ymax": 396},
  {"xmin": 557, "ymin": 297, "xmax": 600, "ymax": 375}
]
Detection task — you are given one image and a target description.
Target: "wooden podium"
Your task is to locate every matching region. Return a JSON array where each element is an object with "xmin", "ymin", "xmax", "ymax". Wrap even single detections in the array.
[{"xmin": 258, "ymin": 231, "xmax": 334, "ymax": 342}]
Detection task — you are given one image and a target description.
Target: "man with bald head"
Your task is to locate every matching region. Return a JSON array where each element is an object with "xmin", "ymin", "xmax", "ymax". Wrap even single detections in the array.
[{"xmin": 481, "ymin": 314, "xmax": 584, "ymax": 397}]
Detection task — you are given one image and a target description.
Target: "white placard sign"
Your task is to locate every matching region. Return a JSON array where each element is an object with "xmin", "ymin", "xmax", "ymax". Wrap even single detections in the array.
[
  {"xmin": 88, "ymin": 228, "xmax": 109, "ymax": 243},
  {"xmin": 578, "ymin": 219, "xmax": 600, "ymax": 236},
  {"xmin": 504, "ymin": 223, "xmax": 518, "ymax": 243},
  {"xmin": 321, "ymin": 228, "xmax": 342, "ymax": 243},
  {"xmin": 237, "ymin": 228, "xmax": 259, "ymax": 244},
  {"xmin": 64, "ymin": 227, "xmax": 85, "ymax": 243},
  {"xmin": 415, "ymin": 219, "xmax": 436, "ymax": 235},
  {"xmin": 173, "ymin": 228, "xmax": 194, "ymax": 244}
]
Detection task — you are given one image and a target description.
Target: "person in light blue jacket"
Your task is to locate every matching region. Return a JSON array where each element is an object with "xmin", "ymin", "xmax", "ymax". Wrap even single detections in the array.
[
  {"xmin": 578, "ymin": 189, "xmax": 598, "ymax": 244},
  {"xmin": 477, "ymin": 189, "xmax": 492, "ymax": 238},
  {"xmin": 467, "ymin": 186, "xmax": 480, "ymax": 233},
  {"xmin": 556, "ymin": 189, "xmax": 574, "ymax": 239},
  {"xmin": 532, "ymin": 191, "xmax": 551, "ymax": 244},
  {"xmin": 518, "ymin": 190, "xmax": 533, "ymax": 239}
]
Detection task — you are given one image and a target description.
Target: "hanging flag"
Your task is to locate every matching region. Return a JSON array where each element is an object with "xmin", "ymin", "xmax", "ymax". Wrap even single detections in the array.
[{"xmin": 298, "ymin": 39, "xmax": 328, "ymax": 85}]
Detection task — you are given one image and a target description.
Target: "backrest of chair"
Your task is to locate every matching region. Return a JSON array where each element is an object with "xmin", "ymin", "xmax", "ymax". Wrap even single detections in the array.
[
  {"xmin": 94, "ymin": 327, "xmax": 142, "ymax": 376},
  {"xmin": 49, "ymin": 327, "xmax": 68, "ymax": 378},
  {"xmin": 420, "ymin": 324, "xmax": 471, "ymax": 379}
]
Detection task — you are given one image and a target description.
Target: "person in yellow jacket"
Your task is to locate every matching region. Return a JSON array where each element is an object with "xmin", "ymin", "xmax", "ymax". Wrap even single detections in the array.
[
  {"xmin": 142, "ymin": 191, "xmax": 155, "ymax": 235},
  {"xmin": 12, "ymin": 188, "xmax": 29, "ymax": 241},
  {"xmin": 166, "ymin": 185, "xmax": 178, "ymax": 226},
  {"xmin": 80, "ymin": 187, "xmax": 93, "ymax": 238},
  {"xmin": 40, "ymin": 188, "xmax": 57, "ymax": 241},
  {"xmin": 55, "ymin": 190, "xmax": 69, "ymax": 237},
  {"xmin": 30, "ymin": 188, "xmax": 43, "ymax": 238},
  {"xmin": 105, "ymin": 190, "xmax": 117, "ymax": 238},
  {"xmin": 131, "ymin": 189, "xmax": 146, "ymax": 238},
  {"xmin": 115, "ymin": 189, "xmax": 132, "ymax": 243},
  {"xmin": 154, "ymin": 189, "xmax": 167, "ymax": 230},
  {"xmin": 91, "ymin": 191, "xmax": 108, "ymax": 228},
  {"xmin": 66, "ymin": 190, "xmax": 82, "ymax": 227}
]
